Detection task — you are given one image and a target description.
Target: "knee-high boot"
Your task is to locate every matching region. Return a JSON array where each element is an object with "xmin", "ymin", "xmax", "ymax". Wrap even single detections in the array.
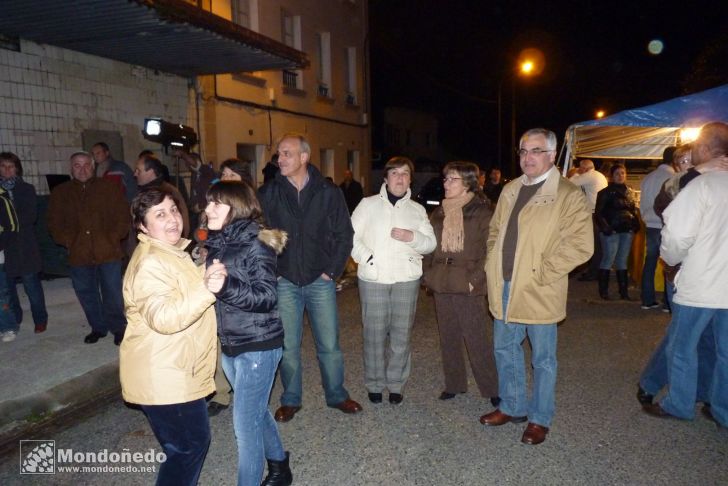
[
  {"xmin": 261, "ymin": 452, "xmax": 293, "ymax": 486},
  {"xmin": 598, "ymin": 269, "xmax": 610, "ymax": 300},
  {"xmin": 617, "ymin": 270, "xmax": 631, "ymax": 300}
]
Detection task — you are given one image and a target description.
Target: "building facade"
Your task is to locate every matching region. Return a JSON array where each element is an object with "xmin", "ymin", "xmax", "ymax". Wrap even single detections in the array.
[{"xmin": 0, "ymin": 0, "xmax": 370, "ymax": 193}]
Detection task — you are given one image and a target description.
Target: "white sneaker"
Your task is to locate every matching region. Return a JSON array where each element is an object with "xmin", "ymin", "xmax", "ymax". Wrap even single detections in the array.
[{"xmin": 2, "ymin": 331, "xmax": 17, "ymax": 342}]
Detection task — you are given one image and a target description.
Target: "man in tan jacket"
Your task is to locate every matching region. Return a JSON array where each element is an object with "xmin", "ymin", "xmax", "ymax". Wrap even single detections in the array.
[
  {"xmin": 48, "ymin": 151, "xmax": 130, "ymax": 345},
  {"xmin": 480, "ymin": 128, "xmax": 593, "ymax": 445}
]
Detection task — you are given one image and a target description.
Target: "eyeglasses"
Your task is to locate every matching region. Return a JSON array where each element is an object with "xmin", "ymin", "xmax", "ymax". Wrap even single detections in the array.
[
  {"xmin": 443, "ymin": 176, "xmax": 463, "ymax": 183},
  {"xmin": 677, "ymin": 158, "xmax": 691, "ymax": 166},
  {"xmin": 516, "ymin": 148, "xmax": 554, "ymax": 157}
]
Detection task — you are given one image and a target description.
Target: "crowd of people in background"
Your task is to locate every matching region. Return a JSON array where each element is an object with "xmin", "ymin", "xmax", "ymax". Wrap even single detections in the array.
[{"xmin": 0, "ymin": 122, "xmax": 726, "ymax": 484}]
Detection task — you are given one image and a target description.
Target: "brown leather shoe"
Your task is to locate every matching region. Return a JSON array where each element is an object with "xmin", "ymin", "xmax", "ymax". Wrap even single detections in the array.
[
  {"xmin": 274, "ymin": 405, "xmax": 302, "ymax": 422},
  {"xmin": 642, "ymin": 403, "xmax": 678, "ymax": 419},
  {"xmin": 521, "ymin": 423, "xmax": 549, "ymax": 445},
  {"xmin": 330, "ymin": 398, "xmax": 363, "ymax": 414},
  {"xmin": 479, "ymin": 409, "xmax": 527, "ymax": 426}
]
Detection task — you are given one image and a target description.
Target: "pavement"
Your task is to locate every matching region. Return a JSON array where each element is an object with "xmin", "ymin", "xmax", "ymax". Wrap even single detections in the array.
[
  {"xmin": 0, "ymin": 275, "xmax": 727, "ymax": 485},
  {"xmin": 0, "ymin": 277, "xmax": 121, "ymax": 450}
]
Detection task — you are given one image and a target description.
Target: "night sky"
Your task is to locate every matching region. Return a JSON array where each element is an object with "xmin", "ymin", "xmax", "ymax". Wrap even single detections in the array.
[{"xmin": 368, "ymin": 0, "xmax": 728, "ymax": 172}]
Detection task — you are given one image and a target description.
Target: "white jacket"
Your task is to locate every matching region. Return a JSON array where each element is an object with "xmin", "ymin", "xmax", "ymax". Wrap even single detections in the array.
[
  {"xmin": 569, "ymin": 169, "xmax": 607, "ymax": 213},
  {"xmin": 351, "ymin": 183, "xmax": 436, "ymax": 284},
  {"xmin": 661, "ymin": 171, "xmax": 728, "ymax": 308},
  {"xmin": 640, "ymin": 164, "xmax": 675, "ymax": 229}
]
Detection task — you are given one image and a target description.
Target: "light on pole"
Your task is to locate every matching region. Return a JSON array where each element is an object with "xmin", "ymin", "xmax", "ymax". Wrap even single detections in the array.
[{"xmin": 497, "ymin": 55, "xmax": 542, "ymax": 176}]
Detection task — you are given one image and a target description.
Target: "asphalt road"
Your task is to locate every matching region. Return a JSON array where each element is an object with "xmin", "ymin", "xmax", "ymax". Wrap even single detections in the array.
[{"xmin": 1, "ymin": 280, "xmax": 726, "ymax": 485}]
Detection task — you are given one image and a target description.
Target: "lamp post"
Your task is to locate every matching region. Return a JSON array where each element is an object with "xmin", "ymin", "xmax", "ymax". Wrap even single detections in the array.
[{"xmin": 497, "ymin": 59, "xmax": 538, "ymax": 176}]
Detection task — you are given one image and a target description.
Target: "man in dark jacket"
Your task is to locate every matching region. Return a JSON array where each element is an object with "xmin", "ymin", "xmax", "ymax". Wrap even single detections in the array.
[
  {"xmin": 339, "ymin": 169, "xmax": 364, "ymax": 214},
  {"xmin": 258, "ymin": 132, "xmax": 362, "ymax": 422},
  {"xmin": 48, "ymin": 152, "xmax": 129, "ymax": 345}
]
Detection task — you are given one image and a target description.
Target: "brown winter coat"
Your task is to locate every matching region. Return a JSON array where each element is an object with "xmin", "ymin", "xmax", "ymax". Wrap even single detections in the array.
[
  {"xmin": 423, "ymin": 195, "xmax": 492, "ymax": 296},
  {"xmin": 47, "ymin": 177, "xmax": 129, "ymax": 266}
]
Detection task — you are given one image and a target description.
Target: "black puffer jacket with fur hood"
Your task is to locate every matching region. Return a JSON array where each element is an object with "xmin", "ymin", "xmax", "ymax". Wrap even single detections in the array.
[{"xmin": 205, "ymin": 218, "xmax": 288, "ymax": 356}]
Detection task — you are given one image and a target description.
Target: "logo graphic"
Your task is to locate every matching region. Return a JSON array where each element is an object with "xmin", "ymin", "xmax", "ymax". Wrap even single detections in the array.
[{"xmin": 20, "ymin": 440, "xmax": 55, "ymax": 474}]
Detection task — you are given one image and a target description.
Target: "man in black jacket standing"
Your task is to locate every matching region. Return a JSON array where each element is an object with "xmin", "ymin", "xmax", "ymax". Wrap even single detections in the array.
[{"xmin": 258, "ymin": 133, "xmax": 362, "ymax": 422}]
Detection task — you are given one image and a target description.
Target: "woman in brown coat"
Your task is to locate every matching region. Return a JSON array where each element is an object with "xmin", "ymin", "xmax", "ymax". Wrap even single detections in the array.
[{"xmin": 423, "ymin": 161, "xmax": 499, "ymax": 405}]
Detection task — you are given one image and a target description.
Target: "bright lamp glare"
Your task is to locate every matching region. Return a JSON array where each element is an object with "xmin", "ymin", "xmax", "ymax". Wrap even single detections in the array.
[
  {"xmin": 145, "ymin": 119, "xmax": 162, "ymax": 136},
  {"xmin": 169, "ymin": 141, "xmax": 184, "ymax": 147},
  {"xmin": 680, "ymin": 127, "xmax": 701, "ymax": 143}
]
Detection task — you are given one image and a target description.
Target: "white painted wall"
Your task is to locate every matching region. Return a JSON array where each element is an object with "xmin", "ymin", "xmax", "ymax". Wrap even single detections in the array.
[{"xmin": 0, "ymin": 40, "xmax": 189, "ymax": 193}]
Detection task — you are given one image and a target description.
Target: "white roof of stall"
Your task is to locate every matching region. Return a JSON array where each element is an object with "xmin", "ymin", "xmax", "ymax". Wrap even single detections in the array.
[{"xmin": 564, "ymin": 84, "xmax": 728, "ymax": 163}]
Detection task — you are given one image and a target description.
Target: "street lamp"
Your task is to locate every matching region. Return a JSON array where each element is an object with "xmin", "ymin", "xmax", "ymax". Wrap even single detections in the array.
[
  {"xmin": 497, "ymin": 54, "xmax": 542, "ymax": 176},
  {"xmin": 596, "ymin": 110, "xmax": 606, "ymax": 119}
]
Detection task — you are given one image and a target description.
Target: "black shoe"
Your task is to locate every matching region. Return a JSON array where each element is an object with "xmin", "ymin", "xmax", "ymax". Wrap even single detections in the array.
[
  {"xmin": 439, "ymin": 391, "xmax": 464, "ymax": 400},
  {"xmin": 261, "ymin": 451, "xmax": 292, "ymax": 486},
  {"xmin": 389, "ymin": 393, "xmax": 403, "ymax": 404},
  {"xmin": 490, "ymin": 396, "xmax": 501, "ymax": 407},
  {"xmin": 113, "ymin": 330, "xmax": 125, "ymax": 346},
  {"xmin": 84, "ymin": 331, "xmax": 107, "ymax": 344},
  {"xmin": 368, "ymin": 392, "xmax": 383, "ymax": 404},
  {"xmin": 636, "ymin": 386, "xmax": 654, "ymax": 406},
  {"xmin": 207, "ymin": 402, "xmax": 229, "ymax": 417}
]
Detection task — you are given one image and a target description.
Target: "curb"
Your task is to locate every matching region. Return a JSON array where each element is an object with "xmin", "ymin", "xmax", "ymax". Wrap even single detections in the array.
[{"xmin": 0, "ymin": 362, "xmax": 120, "ymax": 459}]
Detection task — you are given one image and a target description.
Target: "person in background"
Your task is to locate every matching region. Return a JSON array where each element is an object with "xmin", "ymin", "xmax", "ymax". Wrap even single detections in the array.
[
  {"xmin": 138, "ymin": 149, "xmax": 170, "ymax": 183},
  {"xmin": 637, "ymin": 136, "xmax": 728, "ymax": 412},
  {"xmin": 258, "ymin": 132, "xmax": 362, "ymax": 422},
  {"xmin": 177, "ymin": 150, "xmax": 216, "ymax": 232},
  {"xmin": 121, "ymin": 187, "xmax": 225, "ymax": 486},
  {"xmin": 424, "ymin": 162, "xmax": 498, "ymax": 406},
  {"xmin": 480, "ymin": 128, "xmax": 592, "ymax": 445},
  {"xmin": 569, "ymin": 159, "xmax": 608, "ymax": 281},
  {"xmin": 351, "ymin": 156, "xmax": 436, "ymax": 405},
  {"xmin": 0, "ymin": 186, "xmax": 19, "ymax": 342},
  {"xmin": 638, "ymin": 147, "xmax": 675, "ymax": 310},
  {"xmin": 47, "ymin": 151, "xmax": 129, "ymax": 345},
  {"xmin": 483, "ymin": 168, "xmax": 505, "ymax": 206},
  {"xmin": 0, "ymin": 152, "xmax": 48, "ymax": 335},
  {"xmin": 205, "ymin": 181, "xmax": 293, "ymax": 486},
  {"xmin": 340, "ymin": 169, "xmax": 364, "ymax": 215},
  {"xmin": 220, "ymin": 158, "xmax": 253, "ymax": 184},
  {"xmin": 643, "ymin": 121, "xmax": 728, "ymax": 428},
  {"xmin": 262, "ymin": 153, "xmax": 279, "ymax": 184},
  {"xmin": 91, "ymin": 142, "xmax": 137, "ymax": 203},
  {"xmin": 134, "ymin": 154, "xmax": 190, "ymax": 237},
  {"xmin": 594, "ymin": 163, "xmax": 641, "ymax": 300}
]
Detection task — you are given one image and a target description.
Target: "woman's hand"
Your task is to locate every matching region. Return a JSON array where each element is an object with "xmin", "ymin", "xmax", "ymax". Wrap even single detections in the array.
[
  {"xmin": 390, "ymin": 227, "xmax": 414, "ymax": 242},
  {"xmin": 204, "ymin": 259, "xmax": 227, "ymax": 293}
]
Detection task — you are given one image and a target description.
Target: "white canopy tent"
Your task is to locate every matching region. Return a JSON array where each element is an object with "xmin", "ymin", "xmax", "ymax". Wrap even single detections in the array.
[{"xmin": 561, "ymin": 84, "xmax": 728, "ymax": 174}]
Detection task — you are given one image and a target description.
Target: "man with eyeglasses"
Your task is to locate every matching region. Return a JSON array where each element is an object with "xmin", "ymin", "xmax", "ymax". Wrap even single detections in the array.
[
  {"xmin": 258, "ymin": 132, "xmax": 363, "ymax": 422},
  {"xmin": 480, "ymin": 128, "xmax": 593, "ymax": 445}
]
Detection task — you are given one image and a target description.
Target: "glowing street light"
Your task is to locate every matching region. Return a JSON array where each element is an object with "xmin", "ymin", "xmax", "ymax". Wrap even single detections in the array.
[
  {"xmin": 596, "ymin": 110, "xmax": 606, "ymax": 119},
  {"xmin": 520, "ymin": 60, "xmax": 535, "ymax": 75}
]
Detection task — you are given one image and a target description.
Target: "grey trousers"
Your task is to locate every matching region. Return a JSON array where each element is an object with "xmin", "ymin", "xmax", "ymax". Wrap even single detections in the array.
[
  {"xmin": 358, "ymin": 279, "xmax": 420, "ymax": 394},
  {"xmin": 434, "ymin": 293, "xmax": 498, "ymax": 398}
]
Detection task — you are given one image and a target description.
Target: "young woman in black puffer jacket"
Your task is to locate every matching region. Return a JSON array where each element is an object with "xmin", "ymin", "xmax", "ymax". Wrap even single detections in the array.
[
  {"xmin": 594, "ymin": 163, "xmax": 641, "ymax": 300},
  {"xmin": 204, "ymin": 181, "xmax": 292, "ymax": 486}
]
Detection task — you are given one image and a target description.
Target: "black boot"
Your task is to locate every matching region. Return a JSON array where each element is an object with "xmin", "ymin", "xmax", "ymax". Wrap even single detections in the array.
[
  {"xmin": 598, "ymin": 269, "xmax": 610, "ymax": 300},
  {"xmin": 617, "ymin": 270, "xmax": 631, "ymax": 300},
  {"xmin": 261, "ymin": 451, "xmax": 292, "ymax": 486}
]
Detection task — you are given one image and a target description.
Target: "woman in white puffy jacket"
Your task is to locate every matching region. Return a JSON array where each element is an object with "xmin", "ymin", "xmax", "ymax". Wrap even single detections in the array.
[{"xmin": 351, "ymin": 156, "xmax": 436, "ymax": 405}]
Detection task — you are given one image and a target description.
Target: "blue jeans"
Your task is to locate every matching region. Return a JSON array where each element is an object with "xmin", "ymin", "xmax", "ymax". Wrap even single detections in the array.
[
  {"xmin": 660, "ymin": 303, "xmax": 724, "ymax": 420},
  {"xmin": 664, "ymin": 280, "xmax": 675, "ymax": 312},
  {"xmin": 70, "ymin": 261, "xmax": 126, "ymax": 335},
  {"xmin": 142, "ymin": 398, "xmax": 211, "ymax": 486},
  {"xmin": 599, "ymin": 231, "xmax": 634, "ymax": 270},
  {"xmin": 639, "ymin": 312, "xmax": 714, "ymax": 402},
  {"xmin": 6, "ymin": 272, "xmax": 48, "ymax": 327},
  {"xmin": 222, "ymin": 348, "xmax": 285, "ymax": 486},
  {"xmin": 641, "ymin": 228, "xmax": 661, "ymax": 305},
  {"xmin": 493, "ymin": 281, "xmax": 558, "ymax": 427},
  {"xmin": 0, "ymin": 265, "xmax": 15, "ymax": 333},
  {"xmin": 277, "ymin": 277, "xmax": 349, "ymax": 407}
]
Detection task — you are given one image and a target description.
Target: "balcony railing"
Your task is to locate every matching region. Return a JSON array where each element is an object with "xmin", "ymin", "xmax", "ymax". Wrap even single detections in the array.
[
  {"xmin": 317, "ymin": 83, "xmax": 329, "ymax": 97},
  {"xmin": 283, "ymin": 70, "xmax": 298, "ymax": 88}
]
